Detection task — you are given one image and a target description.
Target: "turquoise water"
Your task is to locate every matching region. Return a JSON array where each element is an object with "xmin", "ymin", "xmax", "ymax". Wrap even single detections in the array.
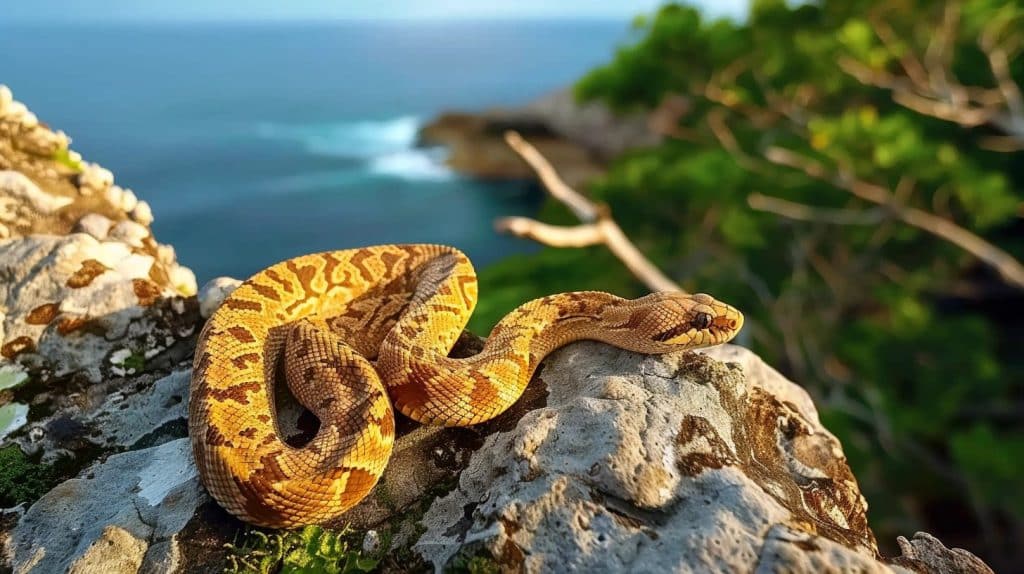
[{"xmin": 0, "ymin": 21, "xmax": 629, "ymax": 281}]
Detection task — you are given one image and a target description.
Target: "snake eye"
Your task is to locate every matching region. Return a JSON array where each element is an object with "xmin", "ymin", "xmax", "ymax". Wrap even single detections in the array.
[{"xmin": 693, "ymin": 312, "xmax": 713, "ymax": 330}]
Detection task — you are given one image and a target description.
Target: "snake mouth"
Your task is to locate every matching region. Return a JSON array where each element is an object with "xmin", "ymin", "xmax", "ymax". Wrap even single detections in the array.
[{"xmin": 714, "ymin": 306, "xmax": 744, "ymax": 342}]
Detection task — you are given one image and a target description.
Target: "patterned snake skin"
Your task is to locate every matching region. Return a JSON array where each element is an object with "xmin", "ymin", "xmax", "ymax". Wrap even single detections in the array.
[{"xmin": 189, "ymin": 244, "xmax": 744, "ymax": 527}]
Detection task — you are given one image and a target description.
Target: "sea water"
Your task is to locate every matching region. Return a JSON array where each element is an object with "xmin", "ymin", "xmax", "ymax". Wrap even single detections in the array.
[{"xmin": 0, "ymin": 21, "xmax": 629, "ymax": 281}]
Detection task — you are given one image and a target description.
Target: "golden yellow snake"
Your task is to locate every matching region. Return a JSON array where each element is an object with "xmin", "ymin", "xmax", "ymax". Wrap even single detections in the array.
[{"xmin": 189, "ymin": 244, "xmax": 743, "ymax": 527}]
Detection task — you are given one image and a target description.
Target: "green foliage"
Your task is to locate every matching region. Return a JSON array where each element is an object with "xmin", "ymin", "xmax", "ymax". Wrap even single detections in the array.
[
  {"xmin": 0, "ymin": 445, "xmax": 58, "ymax": 508},
  {"xmin": 481, "ymin": 0, "xmax": 1024, "ymax": 564},
  {"xmin": 225, "ymin": 525, "xmax": 378, "ymax": 574},
  {"xmin": 951, "ymin": 425, "xmax": 1024, "ymax": 518}
]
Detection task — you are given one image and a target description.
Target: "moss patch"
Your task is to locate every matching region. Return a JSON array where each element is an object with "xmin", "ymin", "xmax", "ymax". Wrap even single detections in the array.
[{"xmin": 0, "ymin": 445, "xmax": 59, "ymax": 508}]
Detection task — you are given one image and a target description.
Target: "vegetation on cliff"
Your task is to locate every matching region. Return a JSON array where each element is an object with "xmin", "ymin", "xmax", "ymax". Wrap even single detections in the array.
[{"xmin": 473, "ymin": 0, "xmax": 1024, "ymax": 567}]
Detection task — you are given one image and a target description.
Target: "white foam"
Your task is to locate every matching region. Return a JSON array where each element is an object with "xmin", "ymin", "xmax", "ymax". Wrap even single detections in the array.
[
  {"xmin": 370, "ymin": 149, "xmax": 453, "ymax": 181},
  {"xmin": 256, "ymin": 116, "xmax": 453, "ymax": 182}
]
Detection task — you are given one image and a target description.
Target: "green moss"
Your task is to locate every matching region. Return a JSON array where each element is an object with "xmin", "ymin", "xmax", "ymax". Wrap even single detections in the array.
[
  {"xmin": 447, "ymin": 552, "xmax": 500, "ymax": 574},
  {"xmin": 52, "ymin": 147, "xmax": 83, "ymax": 173},
  {"xmin": 225, "ymin": 525, "xmax": 378, "ymax": 574},
  {"xmin": 123, "ymin": 352, "xmax": 146, "ymax": 373},
  {"xmin": 0, "ymin": 445, "xmax": 59, "ymax": 508}
]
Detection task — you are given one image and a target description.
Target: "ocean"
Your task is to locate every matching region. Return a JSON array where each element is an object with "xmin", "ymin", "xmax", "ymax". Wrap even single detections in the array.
[{"xmin": 0, "ymin": 21, "xmax": 630, "ymax": 282}]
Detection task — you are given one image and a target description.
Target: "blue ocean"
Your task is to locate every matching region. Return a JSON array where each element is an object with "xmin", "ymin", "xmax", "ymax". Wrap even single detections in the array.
[{"xmin": 0, "ymin": 21, "xmax": 629, "ymax": 282}]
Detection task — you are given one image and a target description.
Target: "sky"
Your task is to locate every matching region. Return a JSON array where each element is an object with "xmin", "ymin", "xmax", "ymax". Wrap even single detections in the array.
[{"xmin": 3, "ymin": 0, "xmax": 749, "ymax": 23}]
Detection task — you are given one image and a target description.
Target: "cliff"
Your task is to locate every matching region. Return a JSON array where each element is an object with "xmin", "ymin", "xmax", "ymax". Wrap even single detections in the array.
[
  {"xmin": 0, "ymin": 87, "xmax": 993, "ymax": 573},
  {"xmin": 417, "ymin": 87, "xmax": 660, "ymax": 188}
]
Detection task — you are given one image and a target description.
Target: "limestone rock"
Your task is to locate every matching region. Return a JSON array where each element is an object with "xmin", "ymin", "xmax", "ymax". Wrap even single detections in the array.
[
  {"xmin": 891, "ymin": 532, "xmax": 994, "ymax": 574},
  {"xmin": 0, "ymin": 88, "xmax": 201, "ymax": 468},
  {"xmin": 0, "ymin": 234, "xmax": 196, "ymax": 384},
  {"xmin": 73, "ymin": 213, "xmax": 114, "ymax": 240},
  {"xmin": 197, "ymin": 277, "xmax": 242, "ymax": 319},
  {"xmin": 131, "ymin": 201, "xmax": 154, "ymax": 226},
  {"xmin": 12, "ymin": 368, "xmax": 190, "ymax": 461},
  {"xmin": 3, "ymin": 438, "xmax": 206, "ymax": 574},
  {"xmin": 0, "ymin": 339, "xmax": 992, "ymax": 573},
  {"xmin": 414, "ymin": 343, "xmax": 988, "ymax": 573},
  {"xmin": 0, "ymin": 171, "xmax": 74, "ymax": 226},
  {"xmin": 417, "ymin": 87, "xmax": 660, "ymax": 187}
]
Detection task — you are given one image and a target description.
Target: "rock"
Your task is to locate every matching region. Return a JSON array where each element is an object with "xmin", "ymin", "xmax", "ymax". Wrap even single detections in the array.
[
  {"xmin": 120, "ymin": 188, "xmax": 139, "ymax": 213},
  {"xmin": 417, "ymin": 87, "xmax": 660, "ymax": 187},
  {"xmin": 418, "ymin": 112, "xmax": 603, "ymax": 188},
  {"xmin": 0, "ymin": 234, "xmax": 196, "ymax": 384},
  {"xmin": 74, "ymin": 213, "xmax": 114, "ymax": 239},
  {"xmin": 0, "ymin": 403, "xmax": 29, "ymax": 441},
  {"xmin": 167, "ymin": 266, "xmax": 198, "ymax": 298},
  {"xmin": 131, "ymin": 201, "xmax": 154, "ymax": 226},
  {"xmin": 78, "ymin": 163, "xmax": 114, "ymax": 194},
  {"xmin": 513, "ymin": 88, "xmax": 659, "ymax": 158},
  {"xmin": 0, "ymin": 86, "xmax": 193, "ymax": 297},
  {"xmin": 197, "ymin": 277, "xmax": 242, "ymax": 319},
  {"xmin": 891, "ymin": 532, "xmax": 994, "ymax": 574},
  {"xmin": 414, "ymin": 343, "xmax": 988, "ymax": 573},
  {"xmin": 0, "ymin": 171, "xmax": 74, "ymax": 223},
  {"xmin": 0, "ymin": 339, "xmax": 992, "ymax": 573},
  {"xmin": 9, "ymin": 364, "xmax": 190, "ymax": 462},
  {"xmin": 0, "ymin": 86, "xmax": 11, "ymax": 115},
  {"xmin": 3, "ymin": 438, "xmax": 206, "ymax": 574},
  {"xmin": 18, "ymin": 112, "xmax": 38, "ymax": 130},
  {"xmin": 108, "ymin": 219, "xmax": 150, "ymax": 248}
]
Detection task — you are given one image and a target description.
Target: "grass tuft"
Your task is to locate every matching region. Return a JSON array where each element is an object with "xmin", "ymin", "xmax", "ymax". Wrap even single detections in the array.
[{"xmin": 224, "ymin": 525, "xmax": 379, "ymax": 574}]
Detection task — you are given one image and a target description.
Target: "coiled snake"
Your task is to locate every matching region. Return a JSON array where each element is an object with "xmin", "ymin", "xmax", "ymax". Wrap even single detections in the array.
[{"xmin": 189, "ymin": 244, "xmax": 743, "ymax": 527}]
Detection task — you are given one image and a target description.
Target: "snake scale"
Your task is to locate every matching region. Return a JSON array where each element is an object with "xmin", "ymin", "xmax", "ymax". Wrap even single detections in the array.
[{"xmin": 189, "ymin": 244, "xmax": 743, "ymax": 527}]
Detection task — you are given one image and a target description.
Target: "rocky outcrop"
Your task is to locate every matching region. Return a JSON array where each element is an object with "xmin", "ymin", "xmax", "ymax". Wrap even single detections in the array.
[
  {"xmin": 0, "ymin": 87, "xmax": 994, "ymax": 573},
  {"xmin": 413, "ymin": 344, "xmax": 991, "ymax": 573},
  {"xmin": 0, "ymin": 85, "xmax": 199, "ymax": 447},
  {"xmin": 417, "ymin": 88, "xmax": 659, "ymax": 187},
  {"xmin": 6, "ymin": 438, "xmax": 204, "ymax": 574}
]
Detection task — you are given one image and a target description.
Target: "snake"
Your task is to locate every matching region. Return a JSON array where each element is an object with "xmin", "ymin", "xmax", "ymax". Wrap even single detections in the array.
[{"xmin": 188, "ymin": 244, "xmax": 744, "ymax": 527}]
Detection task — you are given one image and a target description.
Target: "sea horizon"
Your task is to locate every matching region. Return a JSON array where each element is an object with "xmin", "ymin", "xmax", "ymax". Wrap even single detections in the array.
[{"xmin": 0, "ymin": 20, "xmax": 630, "ymax": 282}]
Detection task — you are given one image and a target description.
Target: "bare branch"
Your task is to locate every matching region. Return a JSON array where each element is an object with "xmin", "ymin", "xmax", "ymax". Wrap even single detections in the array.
[
  {"xmin": 747, "ymin": 193, "xmax": 887, "ymax": 225},
  {"xmin": 504, "ymin": 131, "xmax": 600, "ymax": 222},
  {"xmin": 764, "ymin": 147, "xmax": 1024, "ymax": 289},
  {"xmin": 980, "ymin": 37, "xmax": 1024, "ymax": 122},
  {"xmin": 493, "ymin": 218, "xmax": 603, "ymax": 247},
  {"xmin": 498, "ymin": 131, "xmax": 682, "ymax": 293},
  {"xmin": 841, "ymin": 5, "xmax": 1024, "ymax": 144}
]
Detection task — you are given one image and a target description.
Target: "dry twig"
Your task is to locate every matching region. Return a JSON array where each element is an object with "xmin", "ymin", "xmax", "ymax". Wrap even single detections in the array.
[{"xmin": 495, "ymin": 131, "xmax": 681, "ymax": 293}]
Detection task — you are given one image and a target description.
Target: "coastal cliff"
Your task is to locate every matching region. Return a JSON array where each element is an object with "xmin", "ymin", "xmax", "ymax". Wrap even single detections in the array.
[
  {"xmin": 0, "ymin": 87, "xmax": 993, "ymax": 573},
  {"xmin": 417, "ymin": 87, "xmax": 660, "ymax": 187}
]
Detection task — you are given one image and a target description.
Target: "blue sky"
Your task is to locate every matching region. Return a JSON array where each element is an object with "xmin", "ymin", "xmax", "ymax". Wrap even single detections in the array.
[{"xmin": 4, "ymin": 0, "xmax": 749, "ymax": 23}]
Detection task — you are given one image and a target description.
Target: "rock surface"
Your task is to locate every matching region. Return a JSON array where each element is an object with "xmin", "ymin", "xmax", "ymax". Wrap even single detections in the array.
[
  {"xmin": 417, "ymin": 88, "xmax": 659, "ymax": 187},
  {"xmin": 5, "ymin": 438, "xmax": 205, "ymax": 574},
  {"xmin": 414, "ymin": 343, "xmax": 990, "ymax": 573},
  {"xmin": 0, "ymin": 85, "xmax": 200, "ymax": 451}
]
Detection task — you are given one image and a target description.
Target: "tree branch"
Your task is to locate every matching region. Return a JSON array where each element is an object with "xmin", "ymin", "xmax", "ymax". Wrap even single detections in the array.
[
  {"xmin": 747, "ymin": 193, "xmax": 888, "ymax": 225},
  {"xmin": 764, "ymin": 147, "xmax": 1024, "ymax": 289},
  {"xmin": 498, "ymin": 131, "xmax": 682, "ymax": 293},
  {"xmin": 838, "ymin": 4, "xmax": 1024, "ymax": 143}
]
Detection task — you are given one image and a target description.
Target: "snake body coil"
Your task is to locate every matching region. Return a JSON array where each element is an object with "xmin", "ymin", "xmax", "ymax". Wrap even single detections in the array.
[{"xmin": 189, "ymin": 244, "xmax": 743, "ymax": 527}]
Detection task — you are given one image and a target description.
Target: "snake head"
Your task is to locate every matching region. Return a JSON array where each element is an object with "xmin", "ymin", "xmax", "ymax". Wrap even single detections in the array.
[{"xmin": 606, "ymin": 292, "xmax": 744, "ymax": 351}]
